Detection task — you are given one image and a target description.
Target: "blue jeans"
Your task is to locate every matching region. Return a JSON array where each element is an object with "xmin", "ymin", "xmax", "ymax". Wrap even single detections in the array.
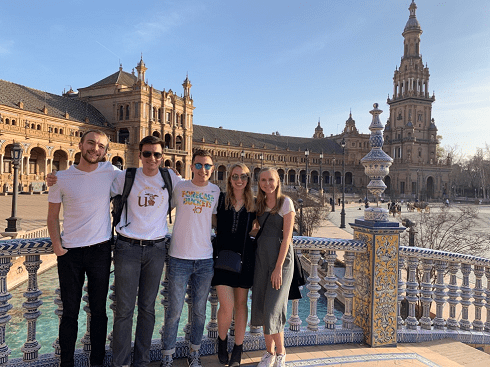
[
  {"xmin": 112, "ymin": 238, "xmax": 167, "ymax": 367},
  {"xmin": 57, "ymin": 241, "xmax": 112, "ymax": 367},
  {"xmin": 162, "ymin": 257, "xmax": 214, "ymax": 355}
]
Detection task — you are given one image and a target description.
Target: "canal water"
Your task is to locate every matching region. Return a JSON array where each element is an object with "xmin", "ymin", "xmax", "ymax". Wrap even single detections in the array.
[{"xmin": 6, "ymin": 266, "xmax": 342, "ymax": 358}]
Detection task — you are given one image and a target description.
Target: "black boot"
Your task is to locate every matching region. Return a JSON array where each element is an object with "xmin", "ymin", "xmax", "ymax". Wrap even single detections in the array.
[
  {"xmin": 229, "ymin": 344, "xmax": 243, "ymax": 367},
  {"xmin": 217, "ymin": 335, "xmax": 229, "ymax": 365}
]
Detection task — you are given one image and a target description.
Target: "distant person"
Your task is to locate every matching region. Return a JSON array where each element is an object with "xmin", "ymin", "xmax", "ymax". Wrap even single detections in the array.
[
  {"xmin": 213, "ymin": 163, "xmax": 256, "ymax": 367},
  {"xmin": 161, "ymin": 149, "xmax": 220, "ymax": 367},
  {"xmin": 251, "ymin": 168, "xmax": 295, "ymax": 367},
  {"xmin": 47, "ymin": 130, "xmax": 118, "ymax": 367}
]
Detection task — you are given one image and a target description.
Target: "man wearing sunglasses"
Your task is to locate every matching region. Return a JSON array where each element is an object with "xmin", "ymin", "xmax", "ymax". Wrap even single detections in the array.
[
  {"xmin": 110, "ymin": 135, "xmax": 181, "ymax": 367},
  {"xmin": 162, "ymin": 149, "xmax": 220, "ymax": 367}
]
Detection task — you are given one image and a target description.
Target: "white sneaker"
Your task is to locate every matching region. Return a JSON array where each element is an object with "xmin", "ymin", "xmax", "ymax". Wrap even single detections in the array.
[
  {"xmin": 274, "ymin": 354, "xmax": 286, "ymax": 367},
  {"xmin": 257, "ymin": 351, "xmax": 275, "ymax": 367}
]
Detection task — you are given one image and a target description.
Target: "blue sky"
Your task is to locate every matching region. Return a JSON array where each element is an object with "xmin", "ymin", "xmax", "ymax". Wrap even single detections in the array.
[{"xmin": 1, "ymin": 1, "xmax": 489, "ymax": 157}]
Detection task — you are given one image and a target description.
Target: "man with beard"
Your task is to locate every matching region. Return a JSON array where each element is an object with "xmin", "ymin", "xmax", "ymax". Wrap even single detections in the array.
[{"xmin": 47, "ymin": 129, "xmax": 119, "ymax": 367}]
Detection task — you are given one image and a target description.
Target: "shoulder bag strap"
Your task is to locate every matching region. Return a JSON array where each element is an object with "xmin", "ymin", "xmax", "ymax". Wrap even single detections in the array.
[{"xmin": 254, "ymin": 212, "xmax": 270, "ymax": 242}]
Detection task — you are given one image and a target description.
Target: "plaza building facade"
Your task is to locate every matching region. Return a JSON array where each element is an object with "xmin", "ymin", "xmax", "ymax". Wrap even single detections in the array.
[{"xmin": 0, "ymin": 1, "xmax": 449, "ymax": 200}]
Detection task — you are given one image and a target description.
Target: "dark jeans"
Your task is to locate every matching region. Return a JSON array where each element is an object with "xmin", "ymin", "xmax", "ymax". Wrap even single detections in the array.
[
  {"xmin": 57, "ymin": 241, "xmax": 112, "ymax": 367},
  {"xmin": 112, "ymin": 237, "xmax": 167, "ymax": 367}
]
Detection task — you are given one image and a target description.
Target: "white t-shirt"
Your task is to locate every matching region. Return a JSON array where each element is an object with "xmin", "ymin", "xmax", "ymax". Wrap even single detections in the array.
[
  {"xmin": 169, "ymin": 180, "xmax": 220, "ymax": 260},
  {"xmin": 276, "ymin": 196, "xmax": 295, "ymax": 217},
  {"xmin": 48, "ymin": 161, "xmax": 119, "ymax": 248},
  {"xmin": 111, "ymin": 168, "xmax": 181, "ymax": 240}
]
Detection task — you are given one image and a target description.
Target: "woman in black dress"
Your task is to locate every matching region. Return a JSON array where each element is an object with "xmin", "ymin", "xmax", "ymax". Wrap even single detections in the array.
[{"xmin": 212, "ymin": 163, "xmax": 256, "ymax": 367}]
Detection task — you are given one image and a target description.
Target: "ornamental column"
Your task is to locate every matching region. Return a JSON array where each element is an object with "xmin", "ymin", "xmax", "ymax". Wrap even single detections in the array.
[{"xmin": 351, "ymin": 103, "xmax": 405, "ymax": 347}]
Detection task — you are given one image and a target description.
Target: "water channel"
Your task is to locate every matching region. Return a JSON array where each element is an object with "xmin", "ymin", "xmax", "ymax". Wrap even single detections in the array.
[{"xmin": 7, "ymin": 265, "xmax": 342, "ymax": 358}]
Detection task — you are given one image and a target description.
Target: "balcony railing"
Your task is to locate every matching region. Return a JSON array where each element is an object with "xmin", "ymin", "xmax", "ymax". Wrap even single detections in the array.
[{"xmin": 0, "ymin": 233, "xmax": 489, "ymax": 366}]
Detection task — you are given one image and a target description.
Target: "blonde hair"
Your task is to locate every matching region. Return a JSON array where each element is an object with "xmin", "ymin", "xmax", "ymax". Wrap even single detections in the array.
[
  {"xmin": 225, "ymin": 163, "xmax": 255, "ymax": 212},
  {"xmin": 256, "ymin": 167, "xmax": 285, "ymax": 216}
]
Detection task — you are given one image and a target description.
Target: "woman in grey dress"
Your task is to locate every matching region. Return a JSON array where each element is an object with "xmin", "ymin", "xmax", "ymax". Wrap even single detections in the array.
[{"xmin": 251, "ymin": 168, "xmax": 295, "ymax": 367}]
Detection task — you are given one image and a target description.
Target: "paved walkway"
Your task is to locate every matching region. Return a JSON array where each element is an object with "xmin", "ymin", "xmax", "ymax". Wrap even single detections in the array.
[
  {"xmin": 0, "ymin": 193, "xmax": 52, "ymax": 236},
  {"xmin": 161, "ymin": 339, "xmax": 490, "ymax": 366}
]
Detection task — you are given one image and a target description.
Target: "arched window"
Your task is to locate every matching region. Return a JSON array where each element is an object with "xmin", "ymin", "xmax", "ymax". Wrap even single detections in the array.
[
  {"xmin": 125, "ymin": 105, "xmax": 130, "ymax": 120},
  {"xmin": 31, "ymin": 123, "xmax": 35, "ymax": 129},
  {"xmin": 59, "ymin": 129, "xmax": 64, "ymax": 135},
  {"xmin": 37, "ymin": 124, "xmax": 41, "ymax": 130},
  {"xmin": 119, "ymin": 106, "xmax": 123, "ymax": 120},
  {"xmin": 11, "ymin": 119, "xmax": 16, "ymax": 126}
]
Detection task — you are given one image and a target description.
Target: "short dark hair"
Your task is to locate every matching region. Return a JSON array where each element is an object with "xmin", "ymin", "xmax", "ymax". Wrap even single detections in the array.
[
  {"xmin": 192, "ymin": 149, "xmax": 213, "ymax": 163},
  {"xmin": 139, "ymin": 135, "xmax": 165, "ymax": 151},
  {"xmin": 80, "ymin": 129, "xmax": 109, "ymax": 152}
]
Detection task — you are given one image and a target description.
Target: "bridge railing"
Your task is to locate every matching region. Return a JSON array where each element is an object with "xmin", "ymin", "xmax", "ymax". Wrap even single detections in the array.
[
  {"xmin": 397, "ymin": 245, "xmax": 490, "ymax": 344},
  {"xmin": 0, "ymin": 235, "xmax": 366, "ymax": 366},
  {"xmin": 1, "ymin": 233, "xmax": 490, "ymax": 366}
]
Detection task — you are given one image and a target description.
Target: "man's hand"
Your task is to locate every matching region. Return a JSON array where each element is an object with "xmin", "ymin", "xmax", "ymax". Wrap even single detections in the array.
[
  {"xmin": 46, "ymin": 171, "xmax": 57, "ymax": 187},
  {"xmin": 53, "ymin": 243, "xmax": 68, "ymax": 257}
]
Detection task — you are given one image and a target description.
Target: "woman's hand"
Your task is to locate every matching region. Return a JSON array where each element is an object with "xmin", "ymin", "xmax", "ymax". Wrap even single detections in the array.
[{"xmin": 271, "ymin": 266, "xmax": 283, "ymax": 290}]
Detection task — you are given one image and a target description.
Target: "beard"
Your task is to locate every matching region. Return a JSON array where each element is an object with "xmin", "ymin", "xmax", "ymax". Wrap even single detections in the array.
[{"xmin": 81, "ymin": 148, "xmax": 102, "ymax": 164}]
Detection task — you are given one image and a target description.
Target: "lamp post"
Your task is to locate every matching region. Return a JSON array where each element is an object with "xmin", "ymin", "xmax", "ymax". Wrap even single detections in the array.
[
  {"xmin": 5, "ymin": 143, "xmax": 23, "ymax": 234},
  {"xmin": 319, "ymin": 151, "xmax": 323, "ymax": 194},
  {"xmin": 241, "ymin": 150, "xmax": 245, "ymax": 163},
  {"xmin": 304, "ymin": 148, "xmax": 309, "ymax": 191},
  {"xmin": 298, "ymin": 198, "xmax": 304, "ymax": 236},
  {"xmin": 332, "ymin": 157, "xmax": 336, "ymax": 212},
  {"xmin": 340, "ymin": 138, "xmax": 346, "ymax": 229}
]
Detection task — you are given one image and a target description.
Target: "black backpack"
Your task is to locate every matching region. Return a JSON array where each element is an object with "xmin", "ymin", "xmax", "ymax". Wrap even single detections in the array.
[{"xmin": 111, "ymin": 167, "xmax": 174, "ymax": 234}]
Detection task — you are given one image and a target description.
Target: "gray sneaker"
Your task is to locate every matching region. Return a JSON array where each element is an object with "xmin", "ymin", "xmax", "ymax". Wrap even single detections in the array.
[
  {"xmin": 161, "ymin": 354, "xmax": 173, "ymax": 367},
  {"xmin": 187, "ymin": 350, "xmax": 203, "ymax": 367}
]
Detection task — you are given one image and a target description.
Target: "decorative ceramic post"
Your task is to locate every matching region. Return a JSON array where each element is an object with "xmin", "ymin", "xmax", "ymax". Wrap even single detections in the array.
[{"xmin": 351, "ymin": 103, "xmax": 405, "ymax": 347}]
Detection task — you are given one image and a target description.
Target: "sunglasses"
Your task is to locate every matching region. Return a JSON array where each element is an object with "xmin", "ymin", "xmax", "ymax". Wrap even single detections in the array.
[
  {"xmin": 194, "ymin": 163, "xmax": 213, "ymax": 170},
  {"xmin": 141, "ymin": 151, "xmax": 163, "ymax": 159},
  {"xmin": 231, "ymin": 174, "xmax": 249, "ymax": 181}
]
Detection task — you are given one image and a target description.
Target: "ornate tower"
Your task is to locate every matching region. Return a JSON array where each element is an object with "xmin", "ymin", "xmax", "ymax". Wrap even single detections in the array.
[
  {"xmin": 313, "ymin": 119, "xmax": 324, "ymax": 138},
  {"xmin": 386, "ymin": 0, "xmax": 438, "ymax": 166}
]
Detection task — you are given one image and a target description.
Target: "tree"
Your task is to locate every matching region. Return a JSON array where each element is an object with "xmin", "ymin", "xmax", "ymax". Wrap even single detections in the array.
[
  {"xmin": 288, "ymin": 189, "xmax": 330, "ymax": 237},
  {"xmin": 400, "ymin": 206, "xmax": 490, "ymax": 256}
]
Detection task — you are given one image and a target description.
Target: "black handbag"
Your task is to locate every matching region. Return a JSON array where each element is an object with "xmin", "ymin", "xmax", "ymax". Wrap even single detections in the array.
[{"xmin": 214, "ymin": 212, "xmax": 251, "ymax": 273}]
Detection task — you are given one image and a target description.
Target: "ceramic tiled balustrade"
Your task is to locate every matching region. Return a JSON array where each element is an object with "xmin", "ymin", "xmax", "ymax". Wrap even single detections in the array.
[{"xmin": 1, "ymin": 226, "xmax": 490, "ymax": 367}]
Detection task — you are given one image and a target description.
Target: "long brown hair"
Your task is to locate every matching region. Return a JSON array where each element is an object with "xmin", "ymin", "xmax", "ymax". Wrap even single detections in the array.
[
  {"xmin": 256, "ymin": 167, "xmax": 285, "ymax": 216},
  {"xmin": 225, "ymin": 163, "xmax": 255, "ymax": 212}
]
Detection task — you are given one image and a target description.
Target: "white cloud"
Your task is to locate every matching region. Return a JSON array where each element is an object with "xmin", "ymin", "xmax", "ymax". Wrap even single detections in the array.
[
  {"xmin": 0, "ymin": 40, "xmax": 14, "ymax": 55},
  {"xmin": 128, "ymin": 3, "xmax": 206, "ymax": 46}
]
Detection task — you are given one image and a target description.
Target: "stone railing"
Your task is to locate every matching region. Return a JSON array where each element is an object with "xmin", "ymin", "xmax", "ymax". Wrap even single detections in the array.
[
  {"xmin": 1, "ymin": 229, "xmax": 490, "ymax": 366},
  {"xmin": 397, "ymin": 246, "xmax": 490, "ymax": 345},
  {"xmin": 0, "ymin": 235, "xmax": 366, "ymax": 366}
]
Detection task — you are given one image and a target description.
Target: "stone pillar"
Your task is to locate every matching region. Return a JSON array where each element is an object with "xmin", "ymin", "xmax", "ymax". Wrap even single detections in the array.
[
  {"xmin": 351, "ymin": 219, "xmax": 404, "ymax": 347},
  {"xmin": 353, "ymin": 102, "xmax": 404, "ymax": 347}
]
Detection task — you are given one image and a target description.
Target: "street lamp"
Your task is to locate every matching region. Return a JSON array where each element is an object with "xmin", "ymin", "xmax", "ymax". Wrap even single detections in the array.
[
  {"xmin": 319, "ymin": 151, "xmax": 323, "ymax": 193},
  {"xmin": 340, "ymin": 138, "xmax": 346, "ymax": 229},
  {"xmin": 332, "ymin": 157, "xmax": 336, "ymax": 212},
  {"xmin": 304, "ymin": 148, "xmax": 309, "ymax": 191},
  {"xmin": 5, "ymin": 143, "xmax": 23, "ymax": 234},
  {"xmin": 241, "ymin": 150, "xmax": 245, "ymax": 163},
  {"xmin": 298, "ymin": 198, "xmax": 304, "ymax": 236}
]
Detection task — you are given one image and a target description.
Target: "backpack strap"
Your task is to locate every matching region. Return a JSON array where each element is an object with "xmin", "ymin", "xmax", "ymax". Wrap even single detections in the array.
[
  {"xmin": 119, "ymin": 167, "xmax": 137, "ymax": 230},
  {"xmin": 159, "ymin": 167, "xmax": 173, "ymax": 224}
]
